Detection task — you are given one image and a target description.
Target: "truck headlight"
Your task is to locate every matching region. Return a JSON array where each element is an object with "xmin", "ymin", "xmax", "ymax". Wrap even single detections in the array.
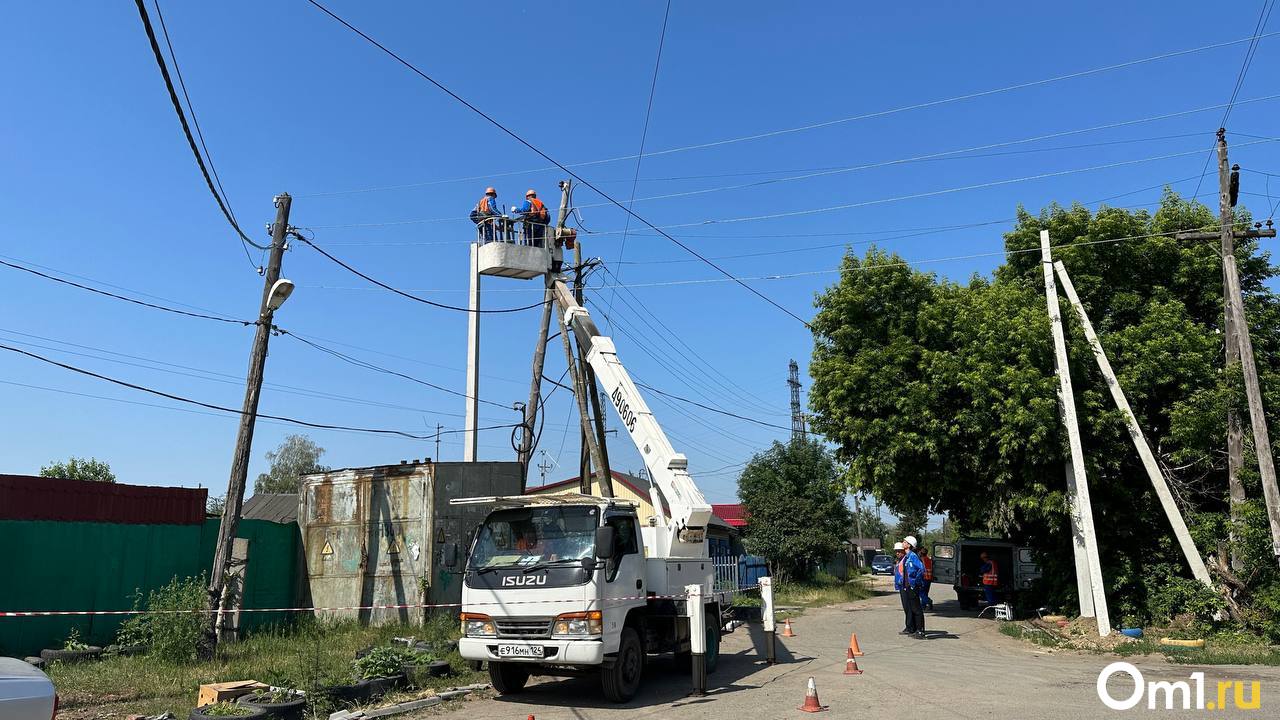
[
  {"xmin": 552, "ymin": 610, "xmax": 603, "ymax": 638},
  {"xmin": 460, "ymin": 612, "xmax": 496, "ymax": 638}
]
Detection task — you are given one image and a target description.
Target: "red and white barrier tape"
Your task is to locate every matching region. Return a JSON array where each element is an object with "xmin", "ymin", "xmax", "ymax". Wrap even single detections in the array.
[{"xmin": 0, "ymin": 584, "xmax": 761, "ymax": 618}]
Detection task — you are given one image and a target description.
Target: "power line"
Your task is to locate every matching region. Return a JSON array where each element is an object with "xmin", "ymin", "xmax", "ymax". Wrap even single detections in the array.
[
  {"xmin": 298, "ymin": 29, "xmax": 1280, "ymax": 198},
  {"xmin": 632, "ymin": 379, "xmax": 795, "ymax": 433},
  {"xmin": 132, "ymin": 0, "xmax": 269, "ymax": 256},
  {"xmin": 291, "ymin": 230, "xmax": 549, "ymax": 314},
  {"xmin": 305, "ymin": 0, "xmax": 810, "ymax": 328},
  {"xmin": 274, "ymin": 327, "xmax": 514, "ymax": 411},
  {"xmin": 0, "ymin": 257, "xmax": 253, "ymax": 326},
  {"xmin": 0, "ymin": 341, "xmax": 518, "ymax": 441},
  {"xmin": 608, "ymin": 0, "xmax": 672, "ymax": 327}
]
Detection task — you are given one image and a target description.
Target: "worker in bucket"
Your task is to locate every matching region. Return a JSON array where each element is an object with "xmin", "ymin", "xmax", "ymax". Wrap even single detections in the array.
[
  {"xmin": 978, "ymin": 551, "xmax": 1000, "ymax": 606},
  {"xmin": 515, "ymin": 189, "xmax": 550, "ymax": 247},
  {"xmin": 470, "ymin": 186, "xmax": 504, "ymax": 242},
  {"xmin": 918, "ymin": 546, "xmax": 934, "ymax": 611},
  {"xmin": 901, "ymin": 536, "xmax": 926, "ymax": 638}
]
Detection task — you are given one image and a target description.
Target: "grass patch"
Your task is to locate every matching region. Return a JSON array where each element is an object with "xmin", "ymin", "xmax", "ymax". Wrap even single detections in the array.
[
  {"xmin": 1000, "ymin": 623, "xmax": 1280, "ymax": 665},
  {"xmin": 774, "ymin": 576, "xmax": 872, "ymax": 608},
  {"xmin": 48, "ymin": 612, "xmax": 483, "ymax": 719},
  {"xmin": 999, "ymin": 622, "xmax": 1066, "ymax": 649}
]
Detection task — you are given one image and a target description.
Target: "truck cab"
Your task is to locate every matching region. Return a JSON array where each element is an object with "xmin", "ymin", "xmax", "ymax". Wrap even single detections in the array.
[{"xmin": 931, "ymin": 537, "xmax": 1041, "ymax": 611}]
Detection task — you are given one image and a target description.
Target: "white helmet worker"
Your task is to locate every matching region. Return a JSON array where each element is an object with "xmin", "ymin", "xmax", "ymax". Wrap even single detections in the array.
[
  {"xmin": 903, "ymin": 536, "xmax": 918, "ymax": 549},
  {"xmin": 893, "ymin": 542, "xmax": 904, "ymax": 551}
]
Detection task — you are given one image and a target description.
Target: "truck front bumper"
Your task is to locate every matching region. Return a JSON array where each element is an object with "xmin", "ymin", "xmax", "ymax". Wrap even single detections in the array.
[{"xmin": 459, "ymin": 637, "xmax": 606, "ymax": 665}]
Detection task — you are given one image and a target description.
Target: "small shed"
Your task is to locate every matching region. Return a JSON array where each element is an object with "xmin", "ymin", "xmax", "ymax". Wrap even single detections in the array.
[{"xmin": 298, "ymin": 461, "xmax": 520, "ymax": 624}]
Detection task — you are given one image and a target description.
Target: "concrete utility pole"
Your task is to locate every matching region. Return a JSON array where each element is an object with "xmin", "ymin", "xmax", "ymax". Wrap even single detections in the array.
[
  {"xmin": 203, "ymin": 193, "xmax": 292, "ymax": 657},
  {"xmin": 1041, "ymin": 230, "xmax": 1110, "ymax": 635},
  {"xmin": 463, "ymin": 240, "xmax": 481, "ymax": 462},
  {"xmin": 1054, "ymin": 261, "xmax": 1214, "ymax": 589}
]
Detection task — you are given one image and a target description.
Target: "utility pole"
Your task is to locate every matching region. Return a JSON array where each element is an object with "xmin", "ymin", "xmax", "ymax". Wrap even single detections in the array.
[
  {"xmin": 463, "ymin": 238, "xmax": 481, "ymax": 462},
  {"xmin": 1041, "ymin": 230, "xmax": 1110, "ymax": 635},
  {"xmin": 575, "ymin": 258, "xmax": 614, "ymax": 498},
  {"xmin": 516, "ymin": 183, "xmax": 572, "ymax": 487},
  {"xmin": 435, "ymin": 423, "xmax": 442, "ymax": 462},
  {"xmin": 202, "ymin": 193, "xmax": 292, "ymax": 658},
  {"xmin": 788, "ymin": 359, "xmax": 806, "ymax": 443},
  {"xmin": 1178, "ymin": 130, "xmax": 1280, "ymax": 565},
  {"xmin": 559, "ymin": 310, "xmax": 606, "ymax": 495},
  {"xmin": 1054, "ymin": 261, "xmax": 1214, "ymax": 589}
]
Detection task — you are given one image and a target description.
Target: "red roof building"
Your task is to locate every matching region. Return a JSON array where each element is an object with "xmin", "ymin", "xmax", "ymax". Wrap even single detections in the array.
[{"xmin": 710, "ymin": 503, "xmax": 747, "ymax": 528}]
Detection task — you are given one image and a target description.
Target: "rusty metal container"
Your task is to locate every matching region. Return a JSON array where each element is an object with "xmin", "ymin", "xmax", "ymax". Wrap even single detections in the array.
[{"xmin": 298, "ymin": 461, "xmax": 520, "ymax": 624}]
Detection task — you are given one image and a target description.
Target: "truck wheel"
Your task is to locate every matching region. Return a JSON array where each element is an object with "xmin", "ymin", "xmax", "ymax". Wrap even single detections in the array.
[
  {"xmin": 488, "ymin": 661, "xmax": 530, "ymax": 695},
  {"xmin": 602, "ymin": 627, "xmax": 643, "ymax": 703},
  {"xmin": 705, "ymin": 609, "xmax": 721, "ymax": 675}
]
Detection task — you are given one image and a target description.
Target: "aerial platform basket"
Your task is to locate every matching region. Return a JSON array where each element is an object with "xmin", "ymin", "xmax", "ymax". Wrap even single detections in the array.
[{"xmin": 477, "ymin": 240, "xmax": 550, "ymax": 279}]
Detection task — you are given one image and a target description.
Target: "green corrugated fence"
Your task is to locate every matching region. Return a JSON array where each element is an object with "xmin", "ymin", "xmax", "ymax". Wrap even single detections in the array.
[{"xmin": 0, "ymin": 518, "xmax": 301, "ymax": 657}]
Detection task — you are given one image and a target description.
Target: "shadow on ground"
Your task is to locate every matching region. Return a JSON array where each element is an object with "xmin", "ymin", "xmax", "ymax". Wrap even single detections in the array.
[{"xmin": 489, "ymin": 621, "xmax": 796, "ymax": 712}]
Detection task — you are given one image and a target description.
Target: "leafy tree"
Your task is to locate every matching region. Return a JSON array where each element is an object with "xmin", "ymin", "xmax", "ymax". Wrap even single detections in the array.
[
  {"xmin": 737, "ymin": 439, "xmax": 852, "ymax": 581},
  {"xmin": 892, "ymin": 507, "xmax": 929, "ymax": 544},
  {"xmin": 254, "ymin": 435, "xmax": 330, "ymax": 495},
  {"xmin": 206, "ymin": 494, "xmax": 226, "ymax": 517},
  {"xmin": 809, "ymin": 191, "xmax": 1280, "ymax": 636},
  {"xmin": 851, "ymin": 502, "xmax": 889, "ymax": 548},
  {"xmin": 40, "ymin": 456, "xmax": 115, "ymax": 483}
]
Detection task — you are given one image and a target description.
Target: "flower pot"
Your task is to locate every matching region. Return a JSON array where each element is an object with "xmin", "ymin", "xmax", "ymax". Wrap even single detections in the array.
[
  {"xmin": 237, "ymin": 691, "xmax": 306, "ymax": 720},
  {"xmin": 38, "ymin": 646, "xmax": 102, "ymax": 663},
  {"xmin": 189, "ymin": 704, "xmax": 267, "ymax": 720}
]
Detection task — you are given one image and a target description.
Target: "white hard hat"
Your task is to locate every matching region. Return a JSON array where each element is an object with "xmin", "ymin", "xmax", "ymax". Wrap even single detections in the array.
[
  {"xmin": 904, "ymin": 536, "xmax": 918, "ymax": 548},
  {"xmin": 893, "ymin": 542, "xmax": 904, "ymax": 551}
]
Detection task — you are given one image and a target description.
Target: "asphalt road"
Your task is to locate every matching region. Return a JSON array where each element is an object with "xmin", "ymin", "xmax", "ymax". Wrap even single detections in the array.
[{"xmin": 423, "ymin": 575, "xmax": 1279, "ymax": 719}]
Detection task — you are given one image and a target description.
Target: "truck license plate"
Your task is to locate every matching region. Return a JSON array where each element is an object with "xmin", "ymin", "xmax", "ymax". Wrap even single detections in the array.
[{"xmin": 497, "ymin": 644, "xmax": 543, "ymax": 659}]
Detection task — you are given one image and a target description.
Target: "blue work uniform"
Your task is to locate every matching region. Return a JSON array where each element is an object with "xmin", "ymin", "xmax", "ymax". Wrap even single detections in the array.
[{"xmin": 901, "ymin": 550, "xmax": 926, "ymax": 635}]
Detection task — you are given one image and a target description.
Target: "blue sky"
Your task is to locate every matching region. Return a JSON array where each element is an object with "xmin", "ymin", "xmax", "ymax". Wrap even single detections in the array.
[{"xmin": 1, "ymin": 2, "xmax": 1278, "ymax": 509}]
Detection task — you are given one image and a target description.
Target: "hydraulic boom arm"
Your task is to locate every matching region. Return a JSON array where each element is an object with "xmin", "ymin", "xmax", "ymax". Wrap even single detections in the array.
[{"xmin": 550, "ymin": 279, "xmax": 712, "ymax": 555}]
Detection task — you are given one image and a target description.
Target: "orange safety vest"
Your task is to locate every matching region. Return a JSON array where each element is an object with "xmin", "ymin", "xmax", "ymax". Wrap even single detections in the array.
[
  {"xmin": 981, "ymin": 559, "xmax": 999, "ymax": 586},
  {"xmin": 922, "ymin": 556, "xmax": 934, "ymax": 581},
  {"xmin": 526, "ymin": 196, "xmax": 549, "ymax": 222},
  {"xmin": 477, "ymin": 195, "xmax": 496, "ymax": 215}
]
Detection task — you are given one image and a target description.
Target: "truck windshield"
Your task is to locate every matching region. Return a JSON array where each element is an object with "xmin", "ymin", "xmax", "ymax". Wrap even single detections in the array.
[{"xmin": 469, "ymin": 505, "xmax": 598, "ymax": 569}]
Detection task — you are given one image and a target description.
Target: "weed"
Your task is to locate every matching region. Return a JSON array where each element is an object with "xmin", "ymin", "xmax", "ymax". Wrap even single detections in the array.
[
  {"xmin": 353, "ymin": 646, "xmax": 413, "ymax": 680},
  {"xmin": 199, "ymin": 701, "xmax": 256, "ymax": 717},
  {"xmin": 62, "ymin": 628, "xmax": 90, "ymax": 652}
]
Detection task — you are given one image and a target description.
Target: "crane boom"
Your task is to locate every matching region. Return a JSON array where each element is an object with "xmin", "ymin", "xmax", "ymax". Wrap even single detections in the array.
[{"xmin": 550, "ymin": 279, "xmax": 712, "ymax": 555}]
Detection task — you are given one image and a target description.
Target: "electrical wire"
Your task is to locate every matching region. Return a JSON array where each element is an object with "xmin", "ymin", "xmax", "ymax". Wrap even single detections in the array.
[
  {"xmin": 291, "ymin": 230, "xmax": 549, "ymax": 314},
  {"xmin": 608, "ymin": 0, "xmax": 672, "ymax": 329},
  {"xmin": 274, "ymin": 327, "xmax": 514, "ymax": 410},
  {"xmin": 297, "ymin": 29, "xmax": 1280, "ymax": 198},
  {"xmin": 151, "ymin": 0, "xmax": 259, "ymax": 270},
  {"xmin": 133, "ymin": 0, "xmax": 270, "ymax": 256},
  {"xmin": 0, "ymin": 257, "xmax": 253, "ymax": 326},
  {"xmin": 305, "ymin": 0, "xmax": 810, "ymax": 328},
  {"xmin": 0, "ymin": 341, "xmax": 518, "ymax": 441}
]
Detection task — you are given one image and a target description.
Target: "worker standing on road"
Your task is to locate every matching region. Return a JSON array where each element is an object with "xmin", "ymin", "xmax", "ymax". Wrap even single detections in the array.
[
  {"xmin": 901, "ymin": 536, "xmax": 926, "ymax": 638},
  {"xmin": 979, "ymin": 551, "xmax": 1000, "ymax": 606},
  {"xmin": 515, "ymin": 189, "xmax": 550, "ymax": 247},
  {"xmin": 892, "ymin": 542, "xmax": 914, "ymax": 635},
  {"xmin": 918, "ymin": 547, "xmax": 934, "ymax": 611},
  {"xmin": 471, "ymin": 186, "xmax": 504, "ymax": 242}
]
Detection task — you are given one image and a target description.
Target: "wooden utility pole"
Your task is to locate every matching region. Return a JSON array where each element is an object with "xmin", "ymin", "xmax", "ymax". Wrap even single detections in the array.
[
  {"xmin": 1054, "ymin": 261, "xmax": 1214, "ymax": 589},
  {"xmin": 517, "ymin": 281, "xmax": 554, "ymax": 489},
  {"xmin": 559, "ymin": 308, "xmax": 606, "ymax": 495},
  {"xmin": 202, "ymin": 193, "xmax": 291, "ymax": 657},
  {"xmin": 1041, "ymin": 230, "xmax": 1111, "ymax": 635},
  {"xmin": 574, "ymin": 258, "xmax": 614, "ymax": 498}
]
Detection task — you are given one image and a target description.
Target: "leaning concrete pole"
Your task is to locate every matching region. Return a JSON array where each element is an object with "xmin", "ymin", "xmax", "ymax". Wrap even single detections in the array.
[
  {"xmin": 1054, "ymin": 260, "xmax": 1214, "ymax": 589},
  {"xmin": 1041, "ymin": 230, "xmax": 1110, "ymax": 635}
]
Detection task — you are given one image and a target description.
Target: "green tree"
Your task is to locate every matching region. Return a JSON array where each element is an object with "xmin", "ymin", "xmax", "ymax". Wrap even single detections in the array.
[
  {"xmin": 892, "ymin": 507, "xmax": 929, "ymax": 544},
  {"xmin": 737, "ymin": 439, "xmax": 851, "ymax": 581},
  {"xmin": 809, "ymin": 191, "xmax": 1280, "ymax": 636},
  {"xmin": 254, "ymin": 435, "xmax": 329, "ymax": 494},
  {"xmin": 851, "ymin": 502, "xmax": 889, "ymax": 548},
  {"xmin": 40, "ymin": 456, "xmax": 115, "ymax": 483}
]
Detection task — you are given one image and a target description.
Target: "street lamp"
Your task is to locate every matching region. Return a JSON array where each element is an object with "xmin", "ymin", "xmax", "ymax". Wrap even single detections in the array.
[{"xmin": 266, "ymin": 278, "xmax": 294, "ymax": 313}]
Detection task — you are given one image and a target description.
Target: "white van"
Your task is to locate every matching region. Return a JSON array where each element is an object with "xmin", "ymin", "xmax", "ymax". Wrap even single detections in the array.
[{"xmin": 931, "ymin": 538, "xmax": 1041, "ymax": 611}]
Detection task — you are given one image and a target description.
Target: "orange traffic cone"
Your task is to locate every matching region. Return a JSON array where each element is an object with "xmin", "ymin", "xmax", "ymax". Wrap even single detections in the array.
[
  {"xmin": 781, "ymin": 618, "xmax": 796, "ymax": 638},
  {"xmin": 848, "ymin": 632, "xmax": 864, "ymax": 657},
  {"xmin": 798, "ymin": 676, "xmax": 828, "ymax": 713},
  {"xmin": 843, "ymin": 648, "xmax": 863, "ymax": 675}
]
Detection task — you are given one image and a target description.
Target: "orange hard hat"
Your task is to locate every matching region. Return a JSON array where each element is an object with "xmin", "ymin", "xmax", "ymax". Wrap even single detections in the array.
[
  {"xmin": 485, "ymin": 186, "xmax": 497, "ymax": 195},
  {"xmin": 525, "ymin": 189, "xmax": 536, "ymax": 197}
]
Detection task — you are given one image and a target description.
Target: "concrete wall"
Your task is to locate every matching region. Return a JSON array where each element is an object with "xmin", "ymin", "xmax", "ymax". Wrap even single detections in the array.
[{"xmin": 298, "ymin": 461, "xmax": 520, "ymax": 624}]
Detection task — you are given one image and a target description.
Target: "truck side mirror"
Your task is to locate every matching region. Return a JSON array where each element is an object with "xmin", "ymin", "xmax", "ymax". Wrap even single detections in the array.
[{"xmin": 595, "ymin": 526, "xmax": 616, "ymax": 559}]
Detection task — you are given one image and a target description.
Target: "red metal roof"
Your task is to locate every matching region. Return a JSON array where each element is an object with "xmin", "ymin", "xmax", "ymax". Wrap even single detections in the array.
[
  {"xmin": 710, "ymin": 503, "xmax": 748, "ymax": 528},
  {"xmin": 0, "ymin": 474, "xmax": 207, "ymax": 525}
]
